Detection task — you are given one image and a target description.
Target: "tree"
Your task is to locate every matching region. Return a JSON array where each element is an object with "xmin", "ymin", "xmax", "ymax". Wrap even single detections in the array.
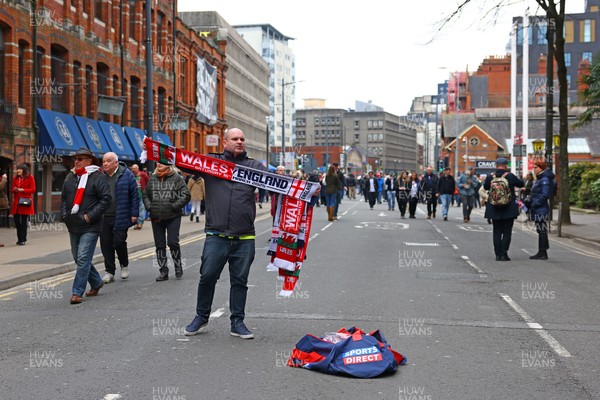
[
  {"xmin": 439, "ymin": 0, "xmax": 571, "ymax": 224},
  {"xmin": 574, "ymin": 57, "xmax": 600, "ymax": 126}
]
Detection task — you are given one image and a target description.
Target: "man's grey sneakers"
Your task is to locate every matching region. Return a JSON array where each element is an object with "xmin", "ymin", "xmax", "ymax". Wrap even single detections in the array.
[
  {"xmin": 121, "ymin": 267, "xmax": 129, "ymax": 280},
  {"xmin": 230, "ymin": 322, "xmax": 254, "ymax": 339},
  {"xmin": 102, "ymin": 273, "xmax": 115, "ymax": 284},
  {"xmin": 184, "ymin": 315, "xmax": 209, "ymax": 336}
]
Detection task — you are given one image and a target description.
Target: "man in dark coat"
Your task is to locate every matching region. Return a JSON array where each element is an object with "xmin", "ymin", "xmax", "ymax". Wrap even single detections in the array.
[
  {"xmin": 483, "ymin": 158, "xmax": 524, "ymax": 261},
  {"xmin": 100, "ymin": 152, "xmax": 139, "ymax": 283},
  {"xmin": 420, "ymin": 167, "xmax": 439, "ymax": 219},
  {"xmin": 61, "ymin": 148, "xmax": 111, "ymax": 304}
]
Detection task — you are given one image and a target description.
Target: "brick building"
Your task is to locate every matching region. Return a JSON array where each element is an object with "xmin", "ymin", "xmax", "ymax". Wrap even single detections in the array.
[{"xmin": 0, "ymin": 0, "xmax": 226, "ymax": 216}]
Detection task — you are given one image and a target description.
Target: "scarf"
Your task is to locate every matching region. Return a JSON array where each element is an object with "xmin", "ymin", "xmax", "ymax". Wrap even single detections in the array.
[
  {"xmin": 141, "ymin": 137, "xmax": 319, "ymax": 202},
  {"xmin": 71, "ymin": 165, "xmax": 101, "ymax": 214}
]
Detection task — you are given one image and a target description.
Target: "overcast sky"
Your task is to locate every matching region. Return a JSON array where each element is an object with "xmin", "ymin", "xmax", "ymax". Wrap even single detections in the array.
[{"xmin": 179, "ymin": 0, "xmax": 586, "ymax": 116}]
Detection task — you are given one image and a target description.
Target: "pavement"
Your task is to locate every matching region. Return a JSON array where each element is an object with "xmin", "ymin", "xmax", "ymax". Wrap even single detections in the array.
[
  {"xmin": 0, "ymin": 204, "xmax": 597, "ymax": 291},
  {"xmin": 0, "ymin": 204, "xmax": 272, "ymax": 291}
]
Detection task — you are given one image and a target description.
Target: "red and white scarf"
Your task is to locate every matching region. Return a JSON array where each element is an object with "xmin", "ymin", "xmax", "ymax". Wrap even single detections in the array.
[{"xmin": 71, "ymin": 165, "xmax": 101, "ymax": 214}]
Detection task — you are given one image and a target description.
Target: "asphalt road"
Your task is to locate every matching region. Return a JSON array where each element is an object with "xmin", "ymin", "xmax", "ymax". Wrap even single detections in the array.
[{"xmin": 1, "ymin": 199, "xmax": 599, "ymax": 400}]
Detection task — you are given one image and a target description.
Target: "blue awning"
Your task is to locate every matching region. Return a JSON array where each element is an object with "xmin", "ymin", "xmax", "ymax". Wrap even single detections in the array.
[
  {"xmin": 73, "ymin": 116, "xmax": 111, "ymax": 157},
  {"xmin": 98, "ymin": 121, "xmax": 136, "ymax": 161},
  {"xmin": 123, "ymin": 127, "xmax": 148, "ymax": 158},
  {"xmin": 37, "ymin": 109, "xmax": 87, "ymax": 155},
  {"xmin": 154, "ymin": 132, "xmax": 173, "ymax": 146}
]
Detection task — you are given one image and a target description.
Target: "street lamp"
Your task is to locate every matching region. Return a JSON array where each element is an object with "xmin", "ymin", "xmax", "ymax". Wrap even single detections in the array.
[
  {"xmin": 281, "ymin": 79, "xmax": 303, "ymax": 168},
  {"xmin": 265, "ymin": 115, "xmax": 270, "ymax": 166},
  {"xmin": 462, "ymin": 136, "xmax": 468, "ymax": 170},
  {"xmin": 453, "ymin": 71, "xmax": 460, "ymax": 177}
]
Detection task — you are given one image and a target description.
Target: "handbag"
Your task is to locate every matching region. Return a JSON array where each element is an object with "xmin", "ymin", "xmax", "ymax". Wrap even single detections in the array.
[
  {"xmin": 288, "ymin": 327, "xmax": 406, "ymax": 378},
  {"xmin": 18, "ymin": 197, "xmax": 32, "ymax": 206}
]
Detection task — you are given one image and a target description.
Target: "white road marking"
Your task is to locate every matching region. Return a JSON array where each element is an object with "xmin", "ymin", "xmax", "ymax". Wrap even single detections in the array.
[
  {"xmin": 103, "ymin": 395, "xmax": 122, "ymax": 400},
  {"xmin": 210, "ymin": 308, "xmax": 225, "ymax": 319},
  {"xmin": 452, "ymin": 244, "xmax": 459, "ymax": 250},
  {"xmin": 310, "ymin": 233, "xmax": 319, "ymax": 240},
  {"xmin": 499, "ymin": 293, "xmax": 572, "ymax": 358},
  {"xmin": 322, "ymin": 223, "xmax": 333, "ymax": 231},
  {"xmin": 405, "ymin": 242, "xmax": 440, "ymax": 246}
]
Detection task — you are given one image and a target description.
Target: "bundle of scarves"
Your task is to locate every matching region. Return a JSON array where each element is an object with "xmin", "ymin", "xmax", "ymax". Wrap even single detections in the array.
[{"xmin": 141, "ymin": 137, "xmax": 318, "ymax": 297}]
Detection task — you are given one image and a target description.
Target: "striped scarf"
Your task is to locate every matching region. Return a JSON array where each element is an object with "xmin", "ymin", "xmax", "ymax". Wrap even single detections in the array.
[{"xmin": 71, "ymin": 165, "xmax": 101, "ymax": 214}]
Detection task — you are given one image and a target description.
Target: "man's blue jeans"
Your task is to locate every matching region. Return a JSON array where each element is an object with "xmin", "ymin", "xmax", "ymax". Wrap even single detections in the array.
[
  {"xmin": 70, "ymin": 232, "xmax": 102, "ymax": 296},
  {"xmin": 386, "ymin": 191, "xmax": 396, "ymax": 210},
  {"xmin": 195, "ymin": 236, "xmax": 255, "ymax": 324},
  {"xmin": 440, "ymin": 194, "xmax": 452, "ymax": 217}
]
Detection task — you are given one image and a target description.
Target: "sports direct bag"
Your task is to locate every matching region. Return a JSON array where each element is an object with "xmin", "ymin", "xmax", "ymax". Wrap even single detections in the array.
[
  {"xmin": 287, "ymin": 327, "xmax": 406, "ymax": 378},
  {"xmin": 488, "ymin": 172, "xmax": 512, "ymax": 207}
]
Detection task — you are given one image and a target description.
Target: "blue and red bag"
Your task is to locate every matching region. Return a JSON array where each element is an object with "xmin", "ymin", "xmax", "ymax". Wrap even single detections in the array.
[{"xmin": 287, "ymin": 327, "xmax": 407, "ymax": 378}]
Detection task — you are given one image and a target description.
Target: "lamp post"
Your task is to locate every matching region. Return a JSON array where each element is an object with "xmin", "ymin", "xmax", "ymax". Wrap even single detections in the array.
[
  {"xmin": 453, "ymin": 72, "xmax": 460, "ymax": 177},
  {"xmin": 144, "ymin": 0, "xmax": 154, "ymax": 169},
  {"xmin": 265, "ymin": 115, "xmax": 269, "ymax": 166},
  {"xmin": 281, "ymin": 79, "xmax": 302, "ymax": 169},
  {"xmin": 463, "ymin": 136, "xmax": 468, "ymax": 171}
]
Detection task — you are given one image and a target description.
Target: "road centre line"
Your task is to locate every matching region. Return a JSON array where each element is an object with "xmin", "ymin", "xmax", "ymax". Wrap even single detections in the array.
[
  {"xmin": 499, "ymin": 293, "xmax": 572, "ymax": 358},
  {"xmin": 321, "ymin": 223, "xmax": 332, "ymax": 231}
]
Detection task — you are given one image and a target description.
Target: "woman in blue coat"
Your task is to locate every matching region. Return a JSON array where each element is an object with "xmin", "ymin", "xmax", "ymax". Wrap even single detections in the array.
[{"xmin": 528, "ymin": 159, "xmax": 555, "ymax": 260}]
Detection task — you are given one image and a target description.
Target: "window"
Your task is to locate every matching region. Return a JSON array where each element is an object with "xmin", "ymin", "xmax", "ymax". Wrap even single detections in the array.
[
  {"xmin": 97, "ymin": 63, "xmax": 109, "ymax": 120},
  {"xmin": 354, "ymin": 120, "xmax": 360, "ymax": 129},
  {"xmin": 583, "ymin": 52, "xmax": 593, "ymax": 63},
  {"xmin": 566, "ymin": 75, "xmax": 571, "ymax": 88},
  {"xmin": 157, "ymin": 87, "xmax": 166, "ymax": 132},
  {"xmin": 156, "ymin": 12, "xmax": 165, "ymax": 49},
  {"xmin": 130, "ymin": 76, "xmax": 141, "ymax": 127},
  {"xmin": 565, "ymin": 53, "xmax": 571, "ymax": 67},
  {"xmin": 378, "ymin": 120, "xmax": 383, "ymax": 128},
  {"xmin": 517, "ymin": 25, "xmax": 533, "ymax": 45},
  {"xmin": 129, "ymin": 0, "xmax": 137, "ymax": 40},
  {"xmin": 178, "ymin": 57, "xmax": 186, "ymax": 103},
  {"xmin": 73, "ymin": 61, "xmax": 82, "ymax": 115},
  {"xmin": 0, "ymin": 29, "xmax": 5, "ymax": 102},
  {"xmin": 315, "ymin": 117, "xmax": 320, "ymax": 124},
  {"xmin": 581, "ymin": 19, "xmax": 595, "ymax": 42},
  {"xmin": 86, "ymin": 65, "xmax": 94, "ymax": 118},
  {"xmin": 51, "ymin": 46, "xmax": 68, "ymax": 113},
  {"xmin": 94, "ymin": 0, "xmax": 105, "ymax": 22},
  {"xmin": 18, "ymin": 41, "xmax": 28, "ymax": 108},
  {"xmin": 537, "ymin": 22, "xmax": 548, "ymax": 44},
  {"xmin": 565, "ymin": 21, "xmax": 574, "ymax": 43}
]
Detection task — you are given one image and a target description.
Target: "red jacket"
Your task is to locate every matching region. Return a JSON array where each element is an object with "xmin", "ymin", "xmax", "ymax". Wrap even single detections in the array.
[{"xmin": 11, "ymin": 174, "xmax": 36, "ymax": 215}]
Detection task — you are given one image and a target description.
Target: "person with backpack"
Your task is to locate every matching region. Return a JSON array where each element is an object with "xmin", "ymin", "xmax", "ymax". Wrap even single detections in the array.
[
  {"xmin": 483, "ymin": 157, "xmax": 524, "ymax": 261},
  {"xmin": 526, "ymin": 159, "xmax": 555, "ymax": 260}
]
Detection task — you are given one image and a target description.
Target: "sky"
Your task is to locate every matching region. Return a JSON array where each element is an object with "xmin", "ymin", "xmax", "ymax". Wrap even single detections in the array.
[{"xmin": 179, "ymin": 0, "xmax": 586, "ymax": 116}]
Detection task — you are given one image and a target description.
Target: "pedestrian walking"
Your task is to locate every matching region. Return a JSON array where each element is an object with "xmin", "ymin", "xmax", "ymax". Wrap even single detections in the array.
[
  {"xmin": 333, "ymin": 163, "xmax": 345, "ymax": 220},
  {"xmin": 457, "ymin": 170, "xmax": 479, "ymax": 223},
  {"xmin": 408, "ymin": 172, "xmax": 420, "ymax": 219},
  {"xmin": 183, "ymin": 128, "xmax": 270, "ymax": 339},
  {"xmin": 385, "ymin": 173, "xmax": 396, "ymax": 211},
  {"xmin": 100, "ymin": 152, "xmax": 139, "ymax": 284},
  {"xmin": 376, "ymin": 173, "xmax": 384, "ymax": 204},
  {"xmin": 420, "ymin": 167, "xmax": 439, "ymax": 219},
  {"xmin": 60, "ymin": 148, "xmax": 111, "ymax": 304},
  {"xmin": 527, "ymin": 159, "xmax": 555, "ymax": 260},
  {"xmin": 130, "ymin": 164, "xmax": 149, "ymax": 230},
  {"xmin": 396, "ymin": 171, "xmax": 410, "ymax": 218},
  {"xmin": 187, "ymin": 174, "xmax": 205, "ymax": 223},
  {"xmin": 0, "ymin": 171, "xmax": 8, "ymax": 247},
  {"xmin": 324, "ymin": 165, "xmax": 341, "ymax": 221},
  {"xmin": 143, "ymin": 163, "xmax": 191, "ymax": 281},
  {"xmin": 11, "ymin": 163, "xmax": 36, "ymax": 245},
  {"xmin": 437, "ymin": 168, "xmax": 455, "ymax": 221},
  {"xmin": 483, "ymin": 157, "xmax": 524, "ymax": 261},
  {"xmin": 346, "ymin": 173, "xmax": 357, "ymax": 199},
  {"xmin": 364, "ymin": 171, "xmax": 379, "ymax": 210}
]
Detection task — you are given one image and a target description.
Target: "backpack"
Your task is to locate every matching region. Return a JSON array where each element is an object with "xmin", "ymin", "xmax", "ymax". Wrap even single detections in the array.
[{"xmin": 488, "ymin": 172, "xmax": 512, "ymax": 207}]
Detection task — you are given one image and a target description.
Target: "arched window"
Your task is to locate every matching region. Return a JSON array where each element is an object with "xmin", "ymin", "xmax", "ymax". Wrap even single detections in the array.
[
  {"xmin": 51, "ymin": 44, "xmax": 68, "ymax": 113},
  {"xmin": 0, "ymin": 28, "xmax": 6, "ymax": 103}
]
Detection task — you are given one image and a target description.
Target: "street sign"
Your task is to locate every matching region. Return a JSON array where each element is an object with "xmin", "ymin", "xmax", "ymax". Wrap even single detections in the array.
[{"xmin": 532, "ymin": 139, "xmax": 545, "ymax": 152}]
